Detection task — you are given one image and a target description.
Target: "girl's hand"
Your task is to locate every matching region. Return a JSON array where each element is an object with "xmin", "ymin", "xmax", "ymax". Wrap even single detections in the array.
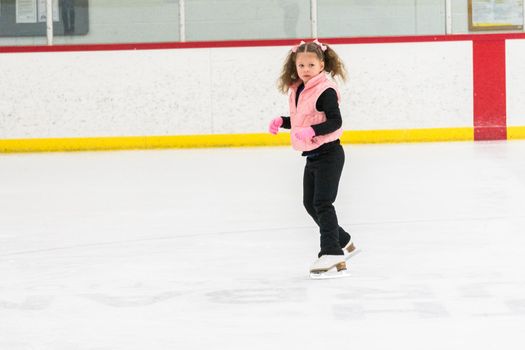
[
  {"xmin": 294, "ymin": 127, "xmax": 315, "ymax": 141},
  {"xmin": 268, "ymin": 117, "xmax": 283, "ymax": 135}
]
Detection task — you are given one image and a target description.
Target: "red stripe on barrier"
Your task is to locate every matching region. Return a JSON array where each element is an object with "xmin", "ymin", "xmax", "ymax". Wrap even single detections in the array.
[
  {"xmin": 473, "ymin": 40, "xmax": 507, "ymax": 141},
  {"xmin": 2, "ymin": 33, "xmax": 525, "ymax": 54}
]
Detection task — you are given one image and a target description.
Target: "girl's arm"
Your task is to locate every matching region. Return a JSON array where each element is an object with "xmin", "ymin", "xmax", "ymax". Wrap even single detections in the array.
[
  {"xmin": 312, "ymin": 88, "xmax": 342, "ymax": 136},
  {"xmin": 280, "ymin": 116, "xmax": 291, "ymax": 129}
]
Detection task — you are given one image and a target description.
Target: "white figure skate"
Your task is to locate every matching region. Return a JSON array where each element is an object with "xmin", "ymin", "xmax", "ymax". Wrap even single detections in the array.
[
  {"xmin": 309, "ymin": 254, "xmax": 347, "ymax": 279},
  {"xmin": 309, "ymin": 239, "xmax": 360, "ymax": 280}
]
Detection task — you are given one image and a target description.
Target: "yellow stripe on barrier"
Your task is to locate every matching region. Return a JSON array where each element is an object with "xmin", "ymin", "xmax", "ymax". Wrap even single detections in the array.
[
  {"xmin": 145, "ymin": 133, "xmax": 291, "ymax": 149},
  {"xmin": 0, "ymin": 133, "xmax": 291, "ymax": 153},
  {"xmin": 0, "ymin": 127, "xmax": 474, "ymax": 153},
  {"xmin": 342, "ymin": 127, "xmax": 474, "ymax": 144},
  {"xmin": 0, "ymin": 136, "xmax": 147, "ymax": 153},
  {"xmin": 507, "ymin": 126, "xmax": 525, "ymax": 140}
]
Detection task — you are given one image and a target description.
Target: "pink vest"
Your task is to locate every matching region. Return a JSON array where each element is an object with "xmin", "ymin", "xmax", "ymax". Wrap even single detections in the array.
[{"xmin": 289, "ymin": 73, "xmax": 343, "ymax": 152}]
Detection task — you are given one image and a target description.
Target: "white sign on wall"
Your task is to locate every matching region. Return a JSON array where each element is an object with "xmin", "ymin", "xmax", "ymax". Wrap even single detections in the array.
[
  {"xmin": 16, "ymin": 0, "xmax": 37, "ymax": 23},
  {"xmin": 469, "ymin": 0, "xmax": 524, "ymax": 30}
]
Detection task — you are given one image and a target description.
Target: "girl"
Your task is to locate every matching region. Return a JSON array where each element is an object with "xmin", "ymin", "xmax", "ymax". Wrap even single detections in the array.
[{"xmin": 268, "ymin": 40, "xmax": 356, "ymax": 278}]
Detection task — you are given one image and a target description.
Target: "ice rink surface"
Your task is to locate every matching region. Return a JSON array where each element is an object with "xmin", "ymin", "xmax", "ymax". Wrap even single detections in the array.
[{"xmin": 1, "ymin": 141, "xmax": 525, "ymax": 350}]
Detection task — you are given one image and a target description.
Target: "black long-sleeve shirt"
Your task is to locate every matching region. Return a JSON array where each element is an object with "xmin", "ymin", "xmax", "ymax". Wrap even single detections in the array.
[{"xmin": 281, "ymin": 85, "xmax": 342, "ymax": 156}]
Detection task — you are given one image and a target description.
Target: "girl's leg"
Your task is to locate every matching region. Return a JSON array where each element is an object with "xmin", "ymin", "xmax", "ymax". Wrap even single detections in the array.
[
  {"xmin": 303, "ymin": 163, "xmax": 317, "ymax": 222},
  {"xmin": 338, "ymin": 226, "xmax": 351, "ymax": 250},
  {"xmin": 306, "ymin": 145, "xmax": 349, "ymax": 257},
  {"xmin": 303, "ymin": 171, "xmax": 350, "ymax": 249},
  {"xmin": 303, "ymin": 148, "xmax": 351, "ymax": 254}
]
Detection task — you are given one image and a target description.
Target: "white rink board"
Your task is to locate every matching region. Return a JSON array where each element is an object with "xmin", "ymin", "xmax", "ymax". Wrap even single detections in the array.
[
  {"xmin": 0, "ymin": 49, "xmax": 214, "ymax": 139},
  {"xmin": 506, "ymin": 39, "xmax": 525, "ymax": 127},
  {"xmin": 335, "ymin": 41, "xmax": 473, "ymax": 130},
  {"xmin": 0, "ymin": 41, "xmax": 473, "ymax": 139}
]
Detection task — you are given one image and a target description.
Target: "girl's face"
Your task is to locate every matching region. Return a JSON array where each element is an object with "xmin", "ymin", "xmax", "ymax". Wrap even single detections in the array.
[{"xmin": 295, "ymin": 52, "xmax": 325, "ymax": 84}]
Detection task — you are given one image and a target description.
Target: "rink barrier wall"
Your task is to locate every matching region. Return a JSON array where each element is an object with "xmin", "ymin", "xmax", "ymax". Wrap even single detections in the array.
[{"xmin": 1, "ymin": 34, "xmax": 524, "ymax": 153}]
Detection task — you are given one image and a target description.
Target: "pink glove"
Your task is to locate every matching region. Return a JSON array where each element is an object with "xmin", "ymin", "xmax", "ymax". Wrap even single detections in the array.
[
  {"xmin": 294, "ymin": 127, "xmax": 316, "ymax": 141},
  {"xmin": 268, "ymin": 117, "xmax": 283, "ymax": 135}
]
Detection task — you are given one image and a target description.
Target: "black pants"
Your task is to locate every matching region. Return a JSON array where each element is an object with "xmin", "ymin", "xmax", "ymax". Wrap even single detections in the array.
[{"xmin": 303, "ymin": 145, "xmax": 350, "ymax": 257}]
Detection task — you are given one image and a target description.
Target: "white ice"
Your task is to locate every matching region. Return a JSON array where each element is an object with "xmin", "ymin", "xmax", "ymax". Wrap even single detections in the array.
[{"xmin": 1, "ymin": 141, "xmax": 525, "ymax": 350}]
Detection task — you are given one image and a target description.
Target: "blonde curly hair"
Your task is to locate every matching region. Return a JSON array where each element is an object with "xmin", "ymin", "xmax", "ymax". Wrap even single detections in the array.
[{"xmin": 277, "ymin": 40, "xmax": 347, "ymax": 94}]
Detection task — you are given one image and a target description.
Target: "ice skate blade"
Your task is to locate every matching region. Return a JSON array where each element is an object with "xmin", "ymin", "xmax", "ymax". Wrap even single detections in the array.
[{"xmin": 309, "ymin": 270, "xmax": 349, "ymax": 280}]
